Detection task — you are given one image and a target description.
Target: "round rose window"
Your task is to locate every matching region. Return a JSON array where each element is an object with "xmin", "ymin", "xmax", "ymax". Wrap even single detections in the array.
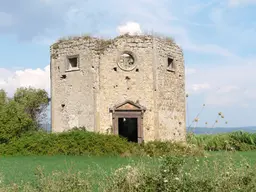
[{"xmin": 118, "ymin": 52, "xmax": 136, "ymax": 71}]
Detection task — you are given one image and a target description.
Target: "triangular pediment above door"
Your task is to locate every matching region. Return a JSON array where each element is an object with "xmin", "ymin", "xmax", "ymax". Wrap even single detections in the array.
[
  {"xmin": 111, "ymin": 100, "xmax": 146, "ymax": 112},
  {"xmin": 118, "ymin": 102, "xmax": 140, "ymax": 110}
]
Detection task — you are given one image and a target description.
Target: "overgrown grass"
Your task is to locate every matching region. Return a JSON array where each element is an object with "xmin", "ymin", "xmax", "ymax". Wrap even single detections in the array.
[
  {"xmin": 0, "ymin": 129, "xmax": 202, "ymax": 157},
  {"xmin": 0, "ymin": 129, "xmax": 256, "ymax": 191},
  {"xmin": 2, "ymin": 128, "xmax": 256, "ymax": 158},
  {"xmin": 105, "ymin": 152, "xmax": 256, "ymax": 192},
  {"xmin": 0, "ymin": 155, "xmax": 157, "ymax": 188},
  {"xmin": 187, "ymin": 131, "xmax": 256, "ymax": 151},
  {"xmin": 0, "ymin": 152, "xmax": 256, "ymax": 191},
  {"xmin": 2, "ymin": 126, "xmax": 256, "ymax": 191}
]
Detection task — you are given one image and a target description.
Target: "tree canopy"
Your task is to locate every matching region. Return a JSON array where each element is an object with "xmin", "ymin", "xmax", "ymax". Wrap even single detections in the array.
[
  {"xmin": 0, "ymin": 87, "xmax": 50, "ymax": 143},
  {"xmin": 14, "ymin": 87, "xmax": 49, "ymax": 124}
]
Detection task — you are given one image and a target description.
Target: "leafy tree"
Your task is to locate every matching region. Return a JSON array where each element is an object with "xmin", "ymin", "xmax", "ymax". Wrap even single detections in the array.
[
  {"xmin": 0, "ymin": 89, "xmax": 7, "ymax": 107},
  {"xmin": 13, "ymin": 87, "xmax": 50, "ymax": 125},
  {"xmin": 0, "ymin": 87, "xmax": 50, "ymax": 143},
  {"xmin": 0, "ymin": 100, "xmax": 35, "ymax": 143}
]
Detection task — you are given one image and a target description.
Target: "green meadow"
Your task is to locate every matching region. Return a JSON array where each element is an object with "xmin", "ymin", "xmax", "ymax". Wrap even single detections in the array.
[{"xmin": 1, "ymin": 150, "xmax": 256, "ymax": 191}]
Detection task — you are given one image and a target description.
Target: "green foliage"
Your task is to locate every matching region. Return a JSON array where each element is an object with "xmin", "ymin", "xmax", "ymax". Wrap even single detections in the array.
[
  {"xmin": 187, "ymin": 131, "xmax": 256, "ymax": 151},
  {"xmin": 0, "ymin": 167, "xmax": 92, "ymax": 192},
  {"xmin": 14, "ymin": 87, "xmax": 49, "ymax": 124},
  {"xmin": 0, "ymin": 129, "xmax": 203, "ymax": 157},
  {"xmin": 31, "ymin": 166, "xmax": 92, "ymax": 192},
  {"xmin": 0, "ymin": 89, "xmax": 7, "ymax": 107},
  {"xmin": 140, "ymin": 140, "xmax": 203, "ymax": 157},
  {"xmin": 1, "ymin": 153, "xmax": 256, "ymax": 191},
  {"xmin": 0, "ymin": 130, "xmax": 136, "ymax": 156},
  {"xmin": 0, "ymin": 100, "xmax": 35, "ymax": 144},
  {"xmin": 105, "ymin": 154, "xmax": 256, "ymax": 192},
  {"xmin": 0, "ymin": 87, "xmax": 49, "ymax": 144}
]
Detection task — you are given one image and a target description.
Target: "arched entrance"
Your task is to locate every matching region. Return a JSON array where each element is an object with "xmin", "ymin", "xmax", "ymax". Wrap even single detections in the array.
[{"xmin": 109, "ymin": 100, "xmax": 146, "ymax": 143}]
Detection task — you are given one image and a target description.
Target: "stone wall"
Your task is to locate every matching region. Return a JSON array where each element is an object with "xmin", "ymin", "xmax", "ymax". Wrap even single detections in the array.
[
  {"xmin": 96, "ymin": 36, "xmax": 156, "ymax": 141},
  {"xmin": 155, "ymin": 38, "xmax": 186, "ymax": 141},
  {"xmin": 50, "ymin": 37, "xmax": 100, "ymax": 132},
  {"xmin": 50, "ymin": 34, "xmax": 186, "ymax": 142}
]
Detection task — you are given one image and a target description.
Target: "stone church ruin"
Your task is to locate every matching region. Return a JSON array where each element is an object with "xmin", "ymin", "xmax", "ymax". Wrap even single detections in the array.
[{"xmin": 50, "ymin": 34, "xmax": 186, "ymax": 143}]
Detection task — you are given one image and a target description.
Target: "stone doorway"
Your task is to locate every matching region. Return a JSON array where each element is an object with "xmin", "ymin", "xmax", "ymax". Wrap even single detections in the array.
[
  {"xmin": 118, "ymin": 117, "xmax": 138, "ymax": 142},
  {"xmin": 109, "ymin": 100, "xmax": 146, "ymax": 143}
]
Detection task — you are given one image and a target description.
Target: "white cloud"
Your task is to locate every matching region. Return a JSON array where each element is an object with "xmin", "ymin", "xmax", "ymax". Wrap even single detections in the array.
[
  {"xmin": 216, "ymin": 86, "xmax": 240, "ymax": 93},
  {"xmin": 12, "ymin": 0, "xmax": 233, "ymax": 58},
  {"xmin": 0, "ymin": 65, "xmax": 50, "ymax": 96},
  {"xmin": 186, "ymin": 61, "xmax": 256, "ymax": 107},
  {"xmin": 205, "ymin": 94, "xmax": 239, "ymax": 106},
  {"xmin": 192, "ymin": 83, "xmax": 211, "ymax": 91},
  {"xmin": 0, "ymin": 68, "xmax": 14, "ymax": 80},
  {"xmin": 140, "ymin": 18, "xmax": 234, "ymax": 57},
  {"xmin": 186, "ymin": 44, "xmax": 235, "ymax": 57},
  {"xmin": 228, "ymin": 0, "xmax": 256, "ymax": 6},
  {"xmin": 205, "ymin": 85, "xmax": 243, "ymax": 106},
  {"xmin": 117, "ymin": 22, "xmax": 142, "ymax": 35}
]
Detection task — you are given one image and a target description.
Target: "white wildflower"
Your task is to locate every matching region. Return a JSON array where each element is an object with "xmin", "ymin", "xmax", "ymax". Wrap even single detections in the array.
[
  {"xmin": 174, "ymin": 177, "xmax": 179, "ymax": 181},
  {"xmin": 126, "ymin": 165, "xmax": 132, "ymax": 169},
  {"xmin": 185, "ymin": 172, "xmax": 191, "ymax": 177}
]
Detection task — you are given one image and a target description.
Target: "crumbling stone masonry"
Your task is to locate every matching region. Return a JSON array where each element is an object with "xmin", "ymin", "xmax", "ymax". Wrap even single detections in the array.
[{"xmin": 50, "ymin": 34, "xmax": 186, "ymax": 143}]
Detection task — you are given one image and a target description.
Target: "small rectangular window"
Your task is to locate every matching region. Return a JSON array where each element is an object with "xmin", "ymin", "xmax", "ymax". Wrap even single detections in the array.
[
  {"xmin": 167, "ymin": 57, "xmax": 175, "ymax": 72},
  {"xmin": 69, "ymin": 57, "xmax": 78, "ymax": 68},
  {"xmin": 66, "ymin": 55, "xmax": 79, "ymax": 71}
]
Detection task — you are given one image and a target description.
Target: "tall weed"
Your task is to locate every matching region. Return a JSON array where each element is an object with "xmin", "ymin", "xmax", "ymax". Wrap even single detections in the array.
[
  {"xmin": 104, "ymin": 154, "xmax": 256, "ymax": 192},
  {"xmin": 187, "ymin": 131, "xmax": 256, "ymax": 151}
]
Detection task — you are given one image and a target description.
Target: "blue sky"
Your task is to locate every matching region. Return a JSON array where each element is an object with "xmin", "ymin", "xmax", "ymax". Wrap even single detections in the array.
[{"xmin": 0, "ymin": 0, "xmax": 256, "ymax": 127}]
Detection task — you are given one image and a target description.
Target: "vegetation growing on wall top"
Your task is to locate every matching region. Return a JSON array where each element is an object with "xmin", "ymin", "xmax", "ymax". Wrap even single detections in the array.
[{"xmin": 50, "ymin": 32, "xmax": 176, "ymax": 52}]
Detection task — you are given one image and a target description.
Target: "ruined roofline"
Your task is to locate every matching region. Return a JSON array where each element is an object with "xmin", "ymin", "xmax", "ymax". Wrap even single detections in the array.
[{"xmin": 50, "ymin": 33, "xmax": 180, "ymax": 50}]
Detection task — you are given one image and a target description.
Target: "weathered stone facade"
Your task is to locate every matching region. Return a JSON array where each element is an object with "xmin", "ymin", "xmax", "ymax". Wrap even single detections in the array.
[{"xmin": 50, "ymin": 34, "xmax": 186, "ymax": 142}]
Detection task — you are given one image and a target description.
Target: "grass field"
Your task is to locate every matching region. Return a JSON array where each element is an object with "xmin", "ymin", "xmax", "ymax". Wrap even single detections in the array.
[
  {"xmin": 1, "ymin": 151, "xmax": 256, "ymax": 190},
  {"xmin": 0, "ymin": 155, "xmax": 158, "ymax": 188},
  {"xmin": 0, "ymin": 156, "xmax": 134, "ymax": 184}
]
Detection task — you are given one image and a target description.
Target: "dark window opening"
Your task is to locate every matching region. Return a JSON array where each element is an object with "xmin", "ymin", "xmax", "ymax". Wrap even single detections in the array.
[
  {"xmin": 136, "ymin": 68, "xmax": 139, "ymax": 72},
  {"xmin": 118, "ymin": 118, "xmax": 138, "ymax": 142},
  {"xmin": 113, "ymin": 67, "xmax": 117, "ymax": 71},
  {"xmin": 68, "ymin": 57, "xmax": 78, "ymax": 70},
  {"xmin": 167, "ymin": 57, "xmax": 175, "ymax": 71}
]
